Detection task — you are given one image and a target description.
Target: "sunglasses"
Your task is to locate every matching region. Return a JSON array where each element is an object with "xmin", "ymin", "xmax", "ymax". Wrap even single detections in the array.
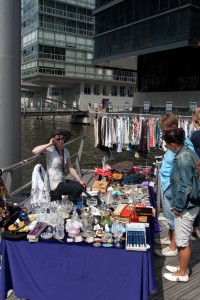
[{"xmin": 55, "ymin": 137, "xmax": 64, "ymax": 141}]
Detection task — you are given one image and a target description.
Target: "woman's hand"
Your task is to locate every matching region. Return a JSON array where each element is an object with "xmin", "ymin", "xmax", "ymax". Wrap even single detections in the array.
[
  {"xmin": 171, "ymin": 207, "xmax": 182, "ymax": 217},
  {"xmin": 79, "ymin": 179, "xmax": 87, "ymax": 188},
  {"xmin": 50, "ymin": 138, "xmax": 55, "ymax": 146}
]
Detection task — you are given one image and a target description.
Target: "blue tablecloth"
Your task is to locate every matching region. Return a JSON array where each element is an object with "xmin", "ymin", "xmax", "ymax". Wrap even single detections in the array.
[
  {"xmin": 0, "ymin": 235, "xmax": 156, "ymax": 300},
  {"xmin": 0, "ymin": 186, "xmax": 158, "ymax": 300}
]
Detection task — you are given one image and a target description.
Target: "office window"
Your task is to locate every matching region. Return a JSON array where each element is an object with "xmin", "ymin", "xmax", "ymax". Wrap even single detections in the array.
[
  {"xmin": 55, "ymin": 33, "xmax": 65, "ymax": 42},
  {"xmin": 66, "ymin": 64, "xmax": 75, "ymax": 73},
  {"xmin": 76, "ymin": 66, "xmax": 85, "ymax": 74},
  {"xmin": 84, "ymin": 84, "xmax": 91, "ymax": 94},
  {"xmin": 77, "ymin": 51, "xmax": 86, "ymax": 59},
  {"xmin": 103, "ymin": 85, "xmax": 108, "ymax": 95},
  {"xmin": 127, "ymin": 86, "xmax": 133, "ymax": 97},
  {"xmin": 43, "ymin": 31, "xmax": 54, "ymax": 40},
  {"xmin": 94, "ymin": 84, "xmax": 100, "ymax": 95},
  {"xmin": 67, "ymin": 50, "xmax": 75, "ymax": 58},
  {"xmin": 87, "ymin": 52, "xmax": 93, "ymax": 59},
  {"xmin": 50, "ymin": 88, "xmax": 64, "ymax": 96},
  {"xmin": 120, "ymin": 86, "xmax": 126, "ymax": 96},
  {"xmin": 111, "ymin": 85, "xmax": 117, "ymax": 96},
  {"xmin": 76, "ymin": 84, "xmax": 80, "ymax": 94}
]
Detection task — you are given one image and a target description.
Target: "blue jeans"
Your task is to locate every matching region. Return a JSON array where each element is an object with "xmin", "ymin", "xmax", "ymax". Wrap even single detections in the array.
[{"xmin": 162, "ymin": 186, "xmax": 175, "ymax": 230}]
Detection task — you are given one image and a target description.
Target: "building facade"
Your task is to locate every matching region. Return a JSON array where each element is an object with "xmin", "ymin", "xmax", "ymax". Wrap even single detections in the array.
[
  {"xmin": 93, "ymin": 0, "xmax": 200, "ymax": 111},
  {"xmin": 21, "ymin": 0, "xmax": 136, "ymax": 111}
]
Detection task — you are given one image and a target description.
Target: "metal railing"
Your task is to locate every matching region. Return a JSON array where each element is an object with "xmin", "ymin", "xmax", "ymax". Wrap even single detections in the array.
[
  {"xmin": 0, "ymin": 135, "xmax": 86, "ymax": 200},
  {"xmin": 21, "ymin": 97, "xmax": 88, "ymax": 117},
  {"xmin": 21, "ymin": 66, "xmax": 136, "ymax": 83}
]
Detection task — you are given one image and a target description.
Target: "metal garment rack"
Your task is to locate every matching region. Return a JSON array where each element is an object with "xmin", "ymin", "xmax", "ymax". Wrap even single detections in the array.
[{"xmin": 100, "ymin": 112, "xmax": 193, "ymax": 118}]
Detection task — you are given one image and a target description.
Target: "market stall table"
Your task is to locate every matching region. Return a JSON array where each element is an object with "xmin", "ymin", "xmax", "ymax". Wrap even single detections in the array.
[
  {"xmin": 0, "ymin": 185, "xmax": 158, "ymax": 300},
  {"xmin": 0, "ymin": 234, "xmax": 156, "ymax": 300}
]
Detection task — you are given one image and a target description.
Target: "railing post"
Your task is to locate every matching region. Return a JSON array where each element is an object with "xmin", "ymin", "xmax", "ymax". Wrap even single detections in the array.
[
  {"xmin": 24, "ymin": 95, "xmax": 26, "ymax": 117},
  {"xmin": 41, "ymin": 97, "xmax": 43, "ymax": 114},
  {"xmin": 75, "ymin": 137, "xmax": 84, "ymax": 178}
]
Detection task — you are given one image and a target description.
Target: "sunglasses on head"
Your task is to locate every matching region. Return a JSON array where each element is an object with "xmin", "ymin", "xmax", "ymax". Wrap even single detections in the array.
[{"xmin": 55, "ymin": 137, "xmax": 64, "ymax": 141}]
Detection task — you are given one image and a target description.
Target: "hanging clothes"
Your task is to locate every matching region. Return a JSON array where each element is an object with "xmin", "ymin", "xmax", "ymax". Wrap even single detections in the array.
[{"xmin": 93, "ymin": 113, "xmax": 193, "ymax": 157}]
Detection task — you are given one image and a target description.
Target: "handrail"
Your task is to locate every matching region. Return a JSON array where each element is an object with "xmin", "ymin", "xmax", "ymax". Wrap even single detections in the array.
[
  {"xmin": 0, "ymin": 135, "xmax": 87, "ymax": 199},
  {"xmin": 21, "ymin": 96, "xmax": 89, "ymax": 117}
]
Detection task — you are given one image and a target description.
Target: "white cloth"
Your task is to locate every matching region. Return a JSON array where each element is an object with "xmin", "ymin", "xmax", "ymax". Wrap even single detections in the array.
[{"xmin": 31, "ymin": 164, "xmax": 50, "ymax": 203}]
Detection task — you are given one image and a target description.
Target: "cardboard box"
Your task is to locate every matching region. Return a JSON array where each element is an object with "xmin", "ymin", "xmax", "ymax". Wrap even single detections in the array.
[{"xmin": 92, "ymin": 181, "xmax": 109, "ymax": 193}]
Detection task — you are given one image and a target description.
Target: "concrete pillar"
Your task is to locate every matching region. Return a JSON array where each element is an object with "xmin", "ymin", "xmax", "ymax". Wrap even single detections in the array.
[{"xmin": 0, "ymin": 0, "xmax": 21, "ymax": 190}]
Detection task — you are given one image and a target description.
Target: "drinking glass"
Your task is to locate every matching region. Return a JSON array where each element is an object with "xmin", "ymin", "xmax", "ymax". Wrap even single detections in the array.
[{"xmin": 112, "ymin": 221, "xmax": 125, "ymax": 248}]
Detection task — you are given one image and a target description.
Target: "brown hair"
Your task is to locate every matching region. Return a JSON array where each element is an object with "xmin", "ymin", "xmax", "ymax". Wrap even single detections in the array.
[
  {"xmin": 160, "ymin": 113, "xmax": 178, "ymax": 128},
  {"xmin": 163, "ymin": 128, "xmax": 185, "ymax": 145}
]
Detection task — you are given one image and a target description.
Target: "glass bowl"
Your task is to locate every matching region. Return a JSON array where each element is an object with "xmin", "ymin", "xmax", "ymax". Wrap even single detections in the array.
[
  {"xmin": 86, "ymin": 198, "xmax": 98, "ymax": 207},
  {"xmin": 40, "ymin": 232, "xmax": 52, "ymax": 240}
]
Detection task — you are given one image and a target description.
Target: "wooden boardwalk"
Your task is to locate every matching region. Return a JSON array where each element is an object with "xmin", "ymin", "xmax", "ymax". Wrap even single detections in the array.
[
  {"xmin": 150, "ymin": 215, "xmax": 200, "ymax": 300},
  {"xmin": 5, "ymin": 171, "xmax": 200, "ymax": 300}
]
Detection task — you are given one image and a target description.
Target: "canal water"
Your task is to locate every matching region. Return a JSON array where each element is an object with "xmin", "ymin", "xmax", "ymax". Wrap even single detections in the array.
[
  {"xmin": 21, "ymin": 117, "xmax": 160, "ymax": 185},
  {"xmin": 21, "ymin": 117, "xmax": 134, "ymax": 184}
]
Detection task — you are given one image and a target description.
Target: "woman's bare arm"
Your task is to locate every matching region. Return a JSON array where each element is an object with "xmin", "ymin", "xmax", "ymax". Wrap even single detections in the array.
[{"xmin": 32, "ymin": 138, "xmax": 54, "ymax": 155}]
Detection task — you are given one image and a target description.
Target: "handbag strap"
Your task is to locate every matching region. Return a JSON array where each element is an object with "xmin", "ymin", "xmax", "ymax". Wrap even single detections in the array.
[
  {"xmin": 186, "ymin": 150, "xmax": 200, "ymax": 180},
  {"xmin": 175, "ymin": 149, "xmax": 200, "ymax": 180}
]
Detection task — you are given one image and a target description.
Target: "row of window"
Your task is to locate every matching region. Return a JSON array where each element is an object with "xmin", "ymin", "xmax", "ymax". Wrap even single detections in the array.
[
  {"xmin": 94, "ymin": 8, "xmax": 191, "ymax": 59},
  {"xmin": 22, "ymin": 29, "xmax": 94, "ymax": 49},
  {"xmin": 44, "ymin": 84, "xmax": 133, "ymax": 97},
  {"xmin": 84, "ymin": 84, "xmax": 133, "ymax": 97},
  {"xmin": 95, "ymin": 0, "xmax": 199, "ymax": 34},
  {"xmin": 22, "ymin": 0, "xmax": 94, "ymax": 17}
]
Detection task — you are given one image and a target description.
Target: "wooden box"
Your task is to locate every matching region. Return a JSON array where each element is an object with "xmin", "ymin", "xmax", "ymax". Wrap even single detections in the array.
[
  {"xmin": 91, "ymin": 181, "xmax": 109, "ymax": 193},
  {"xmin": 136, "ymin": 206, "xmax": 153, "ymax": 216}
]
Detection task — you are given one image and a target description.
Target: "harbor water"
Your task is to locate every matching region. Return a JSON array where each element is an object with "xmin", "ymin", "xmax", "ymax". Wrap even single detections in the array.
[{"xmin": 21, "ymin": 117, "xmax": 161, "ymax": 186}]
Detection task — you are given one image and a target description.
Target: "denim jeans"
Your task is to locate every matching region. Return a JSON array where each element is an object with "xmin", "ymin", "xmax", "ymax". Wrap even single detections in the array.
[{"xmin": 162, "ymin": 186, "xmax": 175, "ymax": 230}]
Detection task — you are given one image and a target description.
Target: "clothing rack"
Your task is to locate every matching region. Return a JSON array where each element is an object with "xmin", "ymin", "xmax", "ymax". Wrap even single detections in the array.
[{"xmin": 100, "ymin": 112, "xmax": 193, "ymax": 118}]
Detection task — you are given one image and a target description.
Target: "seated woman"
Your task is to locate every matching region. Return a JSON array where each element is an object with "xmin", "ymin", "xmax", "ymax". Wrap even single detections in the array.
[
  {"xmin": 32, "ymin": 130, "xmax": 86, "ymax": 203},
  {"xmin": 162, "ymin": 128, "xmax": 200, "ymax": 282}
]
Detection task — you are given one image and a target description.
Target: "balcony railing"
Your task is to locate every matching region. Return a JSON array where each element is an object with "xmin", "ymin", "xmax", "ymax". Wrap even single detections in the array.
[
  {"xmin": 22, "ymin": 20, "xmax": 93, "ymax": 37},
  {"xmin": 40, "ymin": 5, "xmax": 94, "ymax": 24},
  {"xmin": 21, "ymin": 66, "xmax": 136, "ymax": 83}
]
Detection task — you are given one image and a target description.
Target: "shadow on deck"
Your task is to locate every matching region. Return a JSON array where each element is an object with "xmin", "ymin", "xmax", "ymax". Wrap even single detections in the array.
[{"xmin": 149, "ymin": 215, "xmax": 200, "ymax": 300}]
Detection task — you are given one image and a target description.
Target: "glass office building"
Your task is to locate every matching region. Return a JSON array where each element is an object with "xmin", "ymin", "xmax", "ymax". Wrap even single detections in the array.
[
  {"xmin": 21, "ymin": 0, "xmax": 136, "ymax": 110},
  {"xmin": 93, "ymin": 0, "xmax": 200, "ymax": 108}
]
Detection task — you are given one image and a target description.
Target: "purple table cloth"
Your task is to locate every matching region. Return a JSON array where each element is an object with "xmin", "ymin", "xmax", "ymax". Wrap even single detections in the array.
[{"xmin": 0, "ymin": 238, "xmax": 156, "ymax": 300}]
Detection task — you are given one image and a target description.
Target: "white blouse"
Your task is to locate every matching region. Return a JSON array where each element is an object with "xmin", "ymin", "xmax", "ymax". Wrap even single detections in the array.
[{"xmin": 46, "ymin": 146, "xmax": 70, "ymax": 190}]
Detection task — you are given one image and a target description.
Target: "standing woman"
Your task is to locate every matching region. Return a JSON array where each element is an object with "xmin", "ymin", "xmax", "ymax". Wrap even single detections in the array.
[
  {"xmin": 190, "ymin": 108, "xmax": 200, "ymax": 157},
  {"xmin": 162, "ymin": 128, "xmax": 199, "ymax": 282},
  {"xmin": 190, "ymin": 108, "xmax": 200, "ymax": 237},
  {"xmin": 32, "ymin": 130, "xmax": 86, "ymax": 203}
]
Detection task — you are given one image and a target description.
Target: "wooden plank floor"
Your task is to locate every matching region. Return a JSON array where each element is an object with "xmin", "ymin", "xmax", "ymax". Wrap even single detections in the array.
[{"xmin": 149, "ymin": 214, "xmax": 200, "ymax": 300}]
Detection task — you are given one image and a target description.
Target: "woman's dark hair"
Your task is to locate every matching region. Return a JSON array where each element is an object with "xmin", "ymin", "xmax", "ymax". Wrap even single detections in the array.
[{"xmin": 163, "ymin": 128, "xmax": 185, "ymax": 145}]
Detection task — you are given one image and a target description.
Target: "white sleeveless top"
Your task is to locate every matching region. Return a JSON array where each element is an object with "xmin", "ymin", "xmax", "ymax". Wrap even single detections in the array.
[{"xmin": 46, "ymin": 146, "xmax": 70, "ymax": 190}]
